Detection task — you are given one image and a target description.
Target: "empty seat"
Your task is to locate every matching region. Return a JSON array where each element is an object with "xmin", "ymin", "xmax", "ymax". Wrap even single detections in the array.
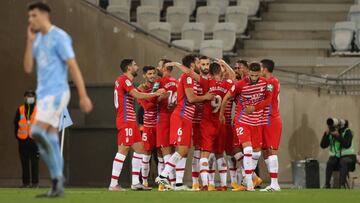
[
  {"xmin": 136, "ymin": 6, "xmax": 160, "ymax": 30},
  {"xmin": 109, "ymin": 0, "xmax": 131, "ymax": 7},
  {"xmin": 200, "ymin": 40, "xmax": 223, "ymax": 59},
  {"xmin": 148, "ymin": 22, "xmax": 172, "ymax": 43},
  {"xmin": 181, "ymin": 22, "xmax": 205, "ymax": 50},
  {"xmin": 166, "ymin": 7, "xmax": 190, "ymax": 34},
  {"xmin": 140, "ymin": 0, "xmax": 163, "ymax": 10},
  {"xmin": 331, "ymin": 21, "xmax": 356, "ymax": 52},
  {"xmin": 107, "ymin": 5, "xmax": 130, "ymax": 21},
  {"xmin": 196, "ymin": 6, "xmax": 220, "ymax": 34},
  {"xmin": 349, "ymin": 5, "xmax": 360, "ymax": 22},
  {"xmin": 237, "ymin": 0, "xmax": 260, "ymax": 16},
  {"xmin": 207, "ymin": 0, "xmax": 229, "ymax": 15},
  {"xmin": 213, "ymin": 22, "xmax": 237, "ymax": 52},
  {"xmin": 172, "ymin": 39, "xmax": 195, "ymax": 51},
  {"xmin": 174, "ymin": 0, "xmax": 196, "ymax": 14},
  {"xmin": 225, "ymin": 6, "xmax": 249, "ymax": 34}
]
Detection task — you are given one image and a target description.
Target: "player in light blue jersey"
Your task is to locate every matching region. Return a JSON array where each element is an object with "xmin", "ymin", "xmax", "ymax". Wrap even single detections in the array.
[{"xmin": 23, "ymin": 2, "xmax": 93, "ymax": 198}]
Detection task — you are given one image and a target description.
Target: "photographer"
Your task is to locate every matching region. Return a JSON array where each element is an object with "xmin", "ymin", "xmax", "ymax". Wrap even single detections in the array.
[{"xmin": 320, "ymin": 118, "xmax": 356, "ymax": 188}]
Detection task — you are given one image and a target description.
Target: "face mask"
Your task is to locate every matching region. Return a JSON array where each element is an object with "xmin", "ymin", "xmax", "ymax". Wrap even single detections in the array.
[{"xmin": 27, "ymin": 97, "xmax": 35, "ymax": 104}]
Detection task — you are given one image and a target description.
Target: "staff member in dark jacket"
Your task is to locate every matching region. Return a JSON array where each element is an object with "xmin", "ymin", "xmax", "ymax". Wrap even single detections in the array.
[
  {"xmin": 320, "ymin": 119, "xmax": 356, "ymax": 188},
  {"xmin": 14, "ymin": 90, "xmax": 39, "ymax": 188}
]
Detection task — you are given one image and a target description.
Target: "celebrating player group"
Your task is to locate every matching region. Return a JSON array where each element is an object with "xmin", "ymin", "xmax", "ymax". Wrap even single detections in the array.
[{"xmin": 109, "ymin": 54, "xmax": 282, "ymax": 192}]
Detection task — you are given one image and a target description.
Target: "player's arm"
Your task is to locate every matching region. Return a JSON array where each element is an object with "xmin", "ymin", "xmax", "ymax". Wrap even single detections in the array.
[
  {"xmin": 129, "ymin": 88, "xmax": 165, "ymax": 100},
  {"xmin": 217, "ymin": 59, "xmax": 236, "ymax": 81},
  {"xmin": 185, "ymin": 88, "xmax": 213, "ymax": 103},
  {"xmin": 219, "ymin": 92, "xmax": 233, "ymax": 123},
  {"xmin": 245, "ymin": 84, "xmax": 273, "ymax": 114},
  {"xmin": 24, "ymin": 26, "xmax": 36, "ymax": 74},
  {"xmin": 67, "ymin": 59, "xmax": 93, "ymax": 113},
  {"xmin": 169, "ymin": 62, "xmax": 201, "ymax": 82},
  {"xmin": 137, "ymin": 85, "xmax": 158, "ymax": 110}
]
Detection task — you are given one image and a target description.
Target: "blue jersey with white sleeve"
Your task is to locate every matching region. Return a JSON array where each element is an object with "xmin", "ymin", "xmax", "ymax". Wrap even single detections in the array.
[{"xmin": 32, "ymin": 26, "xmax": 75, "ymax": 99}]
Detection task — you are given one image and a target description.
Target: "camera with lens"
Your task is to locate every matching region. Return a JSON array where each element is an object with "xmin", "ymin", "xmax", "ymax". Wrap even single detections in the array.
[{"xmin": 326, "ymin": 118, "xmax": 346, "ymax": 133}]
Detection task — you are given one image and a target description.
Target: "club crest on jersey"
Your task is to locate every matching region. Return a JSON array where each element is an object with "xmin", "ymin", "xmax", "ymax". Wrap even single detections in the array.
[
  {"xmin": 266, "ymin": 84, "xmax": 273, "ymax": 92},
  {"xmin": 125, "ymin": 79, "xmax": 132, "ymax": 87},
  {"xmin": 186, "ymin": 77, "xmax": 192, "ymax": 84}
]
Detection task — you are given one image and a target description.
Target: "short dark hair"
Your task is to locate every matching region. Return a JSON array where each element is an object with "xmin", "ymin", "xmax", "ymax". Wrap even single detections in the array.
[
  {"xmin": 237, "ymin": 60, "xmax": 248, "ymax": 68},
  {"xmin": 261, "ymin": 59, "xmax": 275, "ymax": 73},
  {"xmin": 28, "ymin": 1, "xmax": 51, "ymax": 13},
  {"xmin": 142, "ymin": 66, "xmax": 156, "ymax": 74},
  {"xmin": 249, "ymin": 62, "xmax": 261, "ymax": 72},
  {"xmin": 182, "ymin": 54, "xmax": 197, "ymax": 68},
  {"xmin": 209, "ymin": 63, "xmax": 221, "ymax": 76},
  {"xmin": 198, "ymin": 55, "xmax": 209, "ymax": 60},
  {"xmin": 158, "ymin": 59, "xmax": 171, "ymax": 72},
  {"xmin": 24, "ymin": 90, "xmax": 36, "ymax": 97},
  {"xmin": 120, "ymin": 59, "xmax": 134, "ymax": 72}
]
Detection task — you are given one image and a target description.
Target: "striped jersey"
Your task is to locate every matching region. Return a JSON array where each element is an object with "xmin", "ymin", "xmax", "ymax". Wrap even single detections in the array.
[
  {"xmin": 193, "ymin": 80, "xmax": 204, "ymax": 124},
  {"xmin": 158, "ymin": 76, "xmax": 178, "ymax": 114},
  {"xmin": 138, "ymin": 83, "xmax": 157, "ymax": 128},
  {"xmin": 230, "ymin": 77, "xmax": 273, "ymax": 126},
  {"xmin": 225, "ymin": 97, "xmax": 234, "ymax": 125},
  {"xmin": 114, "ymin": 75, "xmax": 136, "ymax": 129},
  {"xmin": 173, "ymin": 73, "xmax": 196, "ymax": 121}
]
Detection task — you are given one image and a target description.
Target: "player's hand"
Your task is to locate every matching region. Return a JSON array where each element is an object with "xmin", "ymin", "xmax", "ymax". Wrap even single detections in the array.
[
  {"xmin": 219, "ymin": 113, "xmax": 225, "ymax": 124},
  {"xmin": 244, "ymin": 105, "xmax": 255, "ymax": 114},
  {"xmin": 79, "ymin": 95, "xmax": 93, "ymax": 113},
  {"xmin": 204, "ymin": 92, "xmax": 215, "ymax": 101},
  {"xmin": 155, "ymin": 88, "xmax": 166, "ymax": 96},
  {"xmin": 27, "ymin": 25, "xmax": 36, "ymax": 42}
]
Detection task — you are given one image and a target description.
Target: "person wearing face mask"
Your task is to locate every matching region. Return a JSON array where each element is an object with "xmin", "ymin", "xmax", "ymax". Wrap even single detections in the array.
[{"xmin": 14, "ymin": 90, "xmax": 39, "ymax": 188}]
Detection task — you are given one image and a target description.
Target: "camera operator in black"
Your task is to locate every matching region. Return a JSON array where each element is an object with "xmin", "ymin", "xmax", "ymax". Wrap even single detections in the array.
[{"xmin": 320, "ymin": 118, "xmax": 356, "ymax": 188}]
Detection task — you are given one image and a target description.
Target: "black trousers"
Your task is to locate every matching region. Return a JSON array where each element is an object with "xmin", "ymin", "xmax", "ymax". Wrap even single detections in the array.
[
  {"xmin": 325, "ymin": 155, "xmax": 356, "ymax": 187},
  {"xmin": 18, "ymin": 139, "xmax": 39, "ymax": 185}
]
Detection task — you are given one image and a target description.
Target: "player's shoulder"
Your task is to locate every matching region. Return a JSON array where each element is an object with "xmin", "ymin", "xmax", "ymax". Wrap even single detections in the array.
[{"xmin": 52, "ymin": 26, "xmax": 71, "ymax": 41}]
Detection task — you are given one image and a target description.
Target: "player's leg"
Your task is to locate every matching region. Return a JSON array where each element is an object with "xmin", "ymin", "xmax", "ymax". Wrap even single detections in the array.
[
  {"xmin": 215, "ymin": 154, "xmax": 228, "ymax": 191},
  {"xmin": 132, "ymin": 141, "xmax": 147, "ymax": 190},
  {"xmin": 260, "ymin": 119, "xmax": 282, "ymax": 192},
  {"xmin": 109, "ymin": 144, "xmax": 129, "ymax": 191},
  {"xmin": 208, "ymin": 153, "xmax": 216, "ymax": 191},
  {"xmin": 191, "ymin": 124, "xmax": 201, "ymax": 190},
  {"xmin": 199, "ymin": 151, "xmax": 211, "ymax": 191},
  {"xmin": 140, "ymin": 127, "xmax": 154, "ymax": 188},
  {"xmin": 175, "ymin": 156, "xmax": 188, "ymax": 190},
  {"xmin": 157, "ymin": 149, "xmax": 164, "ymax": 176},
  {"xmin": 226, "ymin": 125, "xmax": 239, "ymax": 189},
  {"xmin": 161, "ymin": 146, "xmax": 176, "ymax": 188}
]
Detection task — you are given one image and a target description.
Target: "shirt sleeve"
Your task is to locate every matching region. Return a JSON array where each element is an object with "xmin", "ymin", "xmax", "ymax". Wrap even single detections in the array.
[
  {"xmin": 183, "ymin": 75, "xmax": 194, "ymax": 89},
  {"xmin": 230, "ymin": 81, "xmax": 240, "ymax": 97},
  {"xmin": 121, "ymin": 78, "xmax": 135, "ymax": 93},
  {"xmin": 56, "ymin": 34, "xmax": 75, "ymax": 61},
  {"xmin": 254, "ymin": 82, "xmax": 273, "ymax": 111}
]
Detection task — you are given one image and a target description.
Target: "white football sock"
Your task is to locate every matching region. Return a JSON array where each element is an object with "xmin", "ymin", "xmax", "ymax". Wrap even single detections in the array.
[
  {"xmin": 243, "ymin": 147, "xmax": 253, "ymax": 189},
  {"xmin": 157, "ymin": 156, "xmax": 164, "ymax": 175},
  {"xmin": 200, "ymin": 158, "xmax": 209, "ymax": 186},
  {"xmin": 110, "ymin": 153, "xmax": 126, "ymax": 187},
  {"xmin": 132, "ymin": 152, "xmax": 142, "ymax": 185},
  {"xmin": 141, "ymin": 154, "xmax": 151, "ymax": 185},
  {"xmin": 268, "ymin": 155, "xmax": 280, "ymax": 188},
  {"xmin": 160, "ymin": 152, "xmax": 182, "ymax": 177},
  {"xmin": 217, "ymin": 157, "xmax": 228, "ymax": 187},
  {"xmin": 192, "ymin": 150, "xmax": 200, "ymax": 185},
  {"xmin": 176, "ymin": 158, "xmax": 187, "ymax": 184},
  {"xmin": 227, "ymin": 156, "xmax": 237, "ymax": 184}
]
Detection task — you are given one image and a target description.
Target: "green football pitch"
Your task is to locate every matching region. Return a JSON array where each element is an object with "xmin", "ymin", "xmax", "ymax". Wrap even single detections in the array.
[{"xmin": 0, "ymin": 188, "xmax": 359, "ymax": 203}]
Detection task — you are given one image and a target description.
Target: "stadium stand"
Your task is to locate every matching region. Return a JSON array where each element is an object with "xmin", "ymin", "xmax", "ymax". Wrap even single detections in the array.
[
  {"xmin": 166, "ymin": 6, "xmax": 190, "ymax": 34},
  {"xmin": 196, "ymin": 6, "xmax": 220, "ymax": 34},
  {"xmin": 107, "ymin": 5, "xmax": 130, "ymax": 21},
  {"xmin": 213, "ymin": 22, "xmax": 237, "ymax": 52},
  {"xmin": 140, "ymin": 0, "xmax": 163, "ymax": 10},
  {"xmin": 237, "ymin": 0, "xmax": 260, "ymax": 17},
  {"xmin": 200, "ymin": 40, "xmax": 223, "ymax": 58},
  {"xmin": 136, "ymin": 6, "xmax": 160, "ymax": 30},
  {"xmin": 174, "ymin": 0, "xmax": 197, "ymax": 15},
  {"xmin": 109, "ymin": 0, "xmax": 131, "ymax": 7},
  {"xmin": 148, "ymin": 22, "xmax": 172, "ymax": 43},
  {"xmin": 207, "ymin": 0, "xmax": 229, "ymax": 16},
  {"xmin": 181, "ymin": 22, "xmax": 205, "ymax": 50},
  {"xmin": 331, "ymin": 21, "xmax": 356, "ymax": 53},
  {"xmin": 172, "ymin": 39, "xmax": 195, "ymax": 51},
  {"xmin": 225, "ymin": 6, "xmax": 249, "ymax": 35}
]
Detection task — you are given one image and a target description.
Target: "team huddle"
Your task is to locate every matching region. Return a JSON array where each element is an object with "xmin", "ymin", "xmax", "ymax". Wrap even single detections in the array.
[{"xmin": 109, "ymin": 54, "xmax": 282, "ymax": 192}]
